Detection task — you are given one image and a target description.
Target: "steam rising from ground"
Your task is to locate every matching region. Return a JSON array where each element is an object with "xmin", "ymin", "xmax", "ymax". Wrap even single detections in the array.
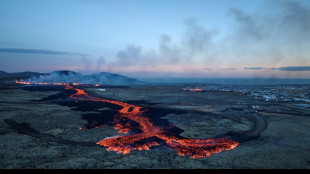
[{"xmin": 23, "ymin": 71, "xmax": 143, "ymax": 85}]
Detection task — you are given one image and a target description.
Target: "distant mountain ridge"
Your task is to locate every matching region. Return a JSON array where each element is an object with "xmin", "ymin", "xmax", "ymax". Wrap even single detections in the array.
[
  {"xmin": 0, "ymin": 70, "xmax": 47, "ymax": 81},
  {"xmin": 0, "ymin": 70, "xmax": 8, "ymax": 75},
  {"xmin": 0, "ymin": 70, "xmax": 145, "ymax": 85},
  {"xmin": 53, "ymin": 70, "xmax": 78, "ymax": 75}
]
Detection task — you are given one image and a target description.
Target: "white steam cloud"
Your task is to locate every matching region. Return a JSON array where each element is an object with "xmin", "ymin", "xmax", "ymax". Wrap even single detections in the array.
[{"xmin": 24, "ymin": 71, "xmax": 144, "ymax": 85}]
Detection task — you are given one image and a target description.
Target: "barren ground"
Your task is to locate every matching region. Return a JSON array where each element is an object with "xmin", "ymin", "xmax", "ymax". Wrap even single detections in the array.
[{"xmin": 0, "ymin": 84, "xmax": 309, "ymax": 169}]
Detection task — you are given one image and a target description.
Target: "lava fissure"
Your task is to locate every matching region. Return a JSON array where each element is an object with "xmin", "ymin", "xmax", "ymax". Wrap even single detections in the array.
[{"xmin": 20, "ymin": 82, "xmax": 239, "ymax": 158}]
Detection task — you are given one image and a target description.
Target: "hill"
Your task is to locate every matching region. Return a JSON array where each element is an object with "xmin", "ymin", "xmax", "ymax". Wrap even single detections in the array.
[{"xmin": 4, "ymin": 70, "xmax": 145, "ymax": 85}]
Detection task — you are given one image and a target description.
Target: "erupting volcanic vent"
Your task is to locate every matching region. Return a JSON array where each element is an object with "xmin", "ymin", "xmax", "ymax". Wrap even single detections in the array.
[{"xmin": 20, "ymin": 82, "xmax": 239, "ymax": 159}]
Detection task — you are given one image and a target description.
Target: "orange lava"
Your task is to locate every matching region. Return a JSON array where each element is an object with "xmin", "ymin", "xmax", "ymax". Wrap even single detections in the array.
[
  {"xmin": 181, "ymin": 88, "xmax": 203, "ymax": 92},
  {"xmin": 15, "ymin": 80, "xmax": 31, "ymax": 85},
  {"xmin": 65, "ymin": 85, "xmax": 239, "ymax": 158},
  {"xmin": 17, "ymin": 81, "xmax": 238, "ymax": 158},
  {"xmin": 189, "ymin": 88, "xmax": 203, "ymax": 92}
]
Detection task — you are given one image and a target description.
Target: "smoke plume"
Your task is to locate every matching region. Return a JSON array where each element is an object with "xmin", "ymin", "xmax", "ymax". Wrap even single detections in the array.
[{"xmin": 24, "ymin": 71, "xmax": 144, "ymax": 85}]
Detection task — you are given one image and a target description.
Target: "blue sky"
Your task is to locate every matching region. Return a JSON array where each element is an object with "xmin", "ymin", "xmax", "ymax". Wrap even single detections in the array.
[{"xmin": 0, "ymin": 0, "xmax": 310, "ymax": 78}]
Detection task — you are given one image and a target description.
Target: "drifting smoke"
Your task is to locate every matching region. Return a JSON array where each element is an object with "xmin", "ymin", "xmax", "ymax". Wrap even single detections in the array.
[
  {"xmin": 112, "ymin": 0, "xmax": 310, "ymax": 77},
  {"xmin": 115, "ymin": 18, "xmax": 216, "ymax": 68},
  {"xmin": 81, "ymin": 56, "xmax": 93, "ymax": 71},
  {"xmin": 5, "ymin": 0, "xmax": 307, "ymax": 78},
  {"xmin": 158, "ymin": 34, "xmax": 182, "ymax": 64},
  {"xmin": 226, "ymin": 0, "xmax": 310, "ymax": 67},
  {"xmin": 96, "ymin": 57, "xmax": 106, "ymax": 71},
  {"xmin": 24, "ymin": 71, "xmax": 144, "ymax": 85},
  {"xmin": 116, "ymin": 45, "xmax": 142, "ymax": 66},
  {"xmin": 182, "ymin": 18, "xmax": 215, "ymax": 55},
  {"xmin": 79, "ymin": 56, "xmax": 110, "ymax": 73}
]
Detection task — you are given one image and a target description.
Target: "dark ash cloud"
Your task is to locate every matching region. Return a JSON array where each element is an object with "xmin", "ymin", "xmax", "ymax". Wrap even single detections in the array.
[{"xmin": 0, "ymin": 48, "xmax": 88, "ymax": 56}]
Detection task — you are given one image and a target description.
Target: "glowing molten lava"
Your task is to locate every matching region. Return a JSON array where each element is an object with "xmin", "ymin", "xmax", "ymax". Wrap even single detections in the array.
[
  {"xmin": 15, "ymin": 80, "xmax": 32, "ymax": 85},
  {"xmin": 64, "ymin": 85, "xmax": 239, "ymax": 158},
  {"xmin": 181, "ymin": 88, "xmax": 203, "ymax": 92},
  {"xmin": 16, "ymin": 80, "xmax": 239, "ymax": 158},
  {"xmin": 189, "ymin": 88, "xmax": 203, "ymax": 92}
]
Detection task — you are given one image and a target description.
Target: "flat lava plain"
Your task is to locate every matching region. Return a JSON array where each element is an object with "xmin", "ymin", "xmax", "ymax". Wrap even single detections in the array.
[{"xmin": 0, "ymin": 83, "xmax": 309, "ymax": 169}]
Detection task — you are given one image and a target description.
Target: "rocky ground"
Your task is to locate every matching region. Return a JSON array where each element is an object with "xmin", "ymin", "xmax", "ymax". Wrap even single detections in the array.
[{"xmin": 0, "ymin": 84, "xmax": 309, "ymax": 169}]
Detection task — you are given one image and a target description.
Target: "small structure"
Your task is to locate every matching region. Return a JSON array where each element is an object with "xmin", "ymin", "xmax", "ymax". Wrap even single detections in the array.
[{"xmin": 96, "ymin": 88, "xmax": 106, "ymax": 92}]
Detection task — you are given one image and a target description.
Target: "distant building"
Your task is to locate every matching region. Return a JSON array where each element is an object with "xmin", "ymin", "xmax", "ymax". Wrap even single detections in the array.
[{"xmin": 96, "ymin": 88, "xmax": 106, "ymax": 92}]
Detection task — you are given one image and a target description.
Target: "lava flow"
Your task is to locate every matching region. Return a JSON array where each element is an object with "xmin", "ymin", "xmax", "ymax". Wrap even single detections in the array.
[{"xmin": 62, "ymin": 84, "xmax": 239, "ymax": 158}]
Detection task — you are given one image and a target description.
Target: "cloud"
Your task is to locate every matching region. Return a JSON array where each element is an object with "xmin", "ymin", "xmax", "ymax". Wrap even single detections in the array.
[
  {"xmin": 182, "ymin": 18, "xmax": 215, "ymax": 54},
  {"xmin": 78, "ymin": 56, "xmax": 110, "ymax": 73},
  {"xmin": 277, "ymin": 0, "xmax": 310, "ymax": 43},
  {"xmin": 116, "ymin": 44, "xmax": 142, "ymax": 66},
  {"xmin": 0, "ymin": 48, "xmax": 88, "ymax": 56},
  {"xmin": 114, "ymin": 17, "xmax": 216, "ymax": 68},
  {"xmin": 244, "ymin": 67, "xmax": 277, "ymax": 71},
  {"xmin": 229, "ymin": 8, "xmax": 266, "ymax": 41},
  {"xmin": 244, "ymin": 66, "xmax": 310, "ymax": 71},
  {"xmin": 224, "ymin": 0, "xmax": 310, "ymax": 68},
  {"xmin": 158, "ymin": 34, "xmax": 182, "ymax": 64},
  {"xmin": 96, "ymin": 56, "xmax": 106, "ymax": 71},
  {"xmin": 277, "ymin": 66, "xmax": 310, "ymax": 71},
  {"xmin": 244, "ymin": 67, "xmax": 265, "ymax": 70},
  {"xmin": 204, "ymin": 68, "xmax": 212, "ymax": 71},
  {"xmin": 228, "ymin": 0, "xmax": 310, "ymax": 44},
  {"xmin": 112, "ymin": 1, "xmax": 310, "ymax": 76},
  {"xmin": 80, "ymin": 56, "xmax": 93, "ymax": 71},
  {"xmin": 5, "ymin": 0, "xmax": 308, "ymax": 78},
  {"xmin": 223, "ymin": 68, "xmax": 236, "ymax": 71}
]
